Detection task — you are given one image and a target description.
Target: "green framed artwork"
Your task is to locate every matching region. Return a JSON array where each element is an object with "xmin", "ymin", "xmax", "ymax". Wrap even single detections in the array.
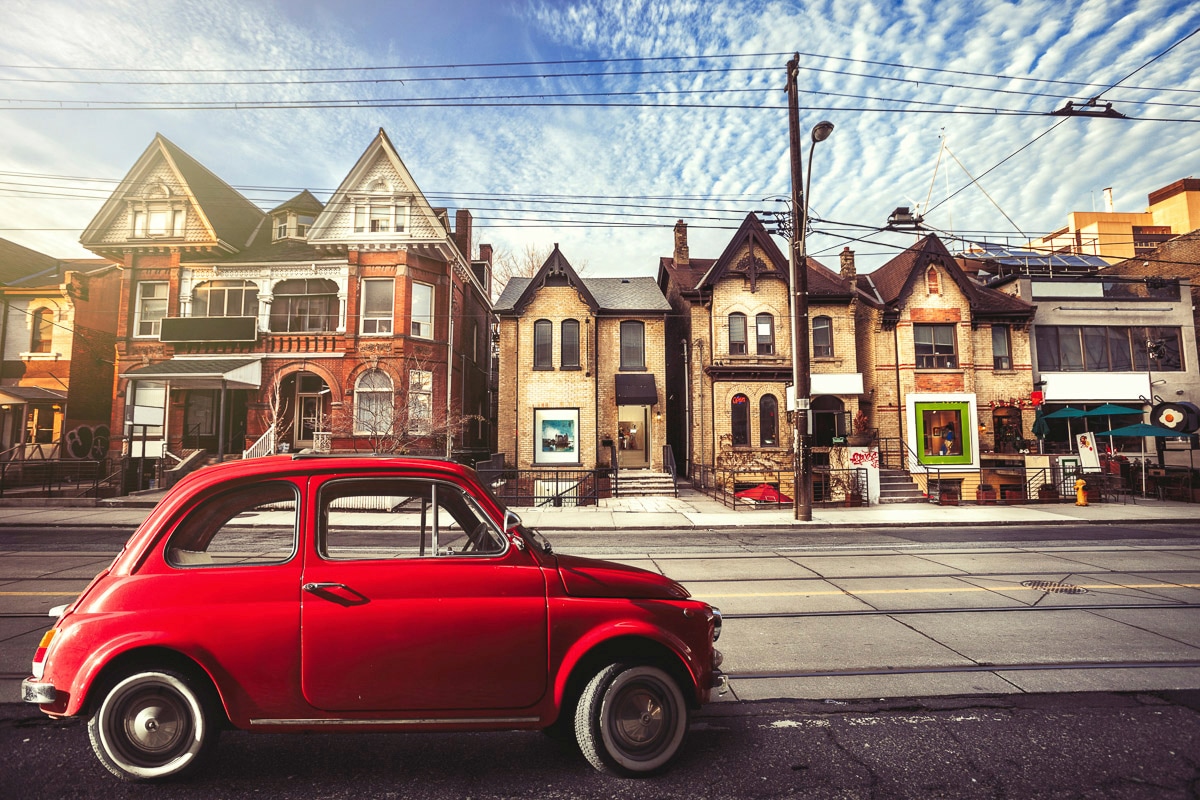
[{"xmin": 914, "ymin": 401, "xmax": 973, "ymax": 466}]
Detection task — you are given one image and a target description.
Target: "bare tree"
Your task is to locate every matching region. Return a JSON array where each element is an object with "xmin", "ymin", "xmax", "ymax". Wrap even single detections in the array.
[
  {"xmin": 325, "ymin": 354, "xmax": 482, "ymax": 455},
  {"xmin": 491, "ymin": 242, "xmax": 589, "ymax": 300}
]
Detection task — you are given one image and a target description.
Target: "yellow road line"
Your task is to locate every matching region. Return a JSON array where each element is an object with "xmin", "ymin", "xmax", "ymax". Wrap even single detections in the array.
[{"xmin": 698, "ymin": 583, "xmax": 1200, "ymax": 598}]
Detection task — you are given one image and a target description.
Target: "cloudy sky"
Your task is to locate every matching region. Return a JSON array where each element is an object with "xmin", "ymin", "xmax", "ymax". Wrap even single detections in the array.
[{"xmin": 1, "ymin": 0, "xmax": 1198, "ymax": 277}]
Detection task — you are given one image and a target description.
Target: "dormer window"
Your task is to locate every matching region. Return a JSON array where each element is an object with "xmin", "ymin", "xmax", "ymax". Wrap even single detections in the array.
[
  {"xmin": 128, "ymin": 183, "xmax": 186, "ymax": 239},
  {"xmin": 273, "ymin": 212, "xmax": 317, "ymax": 241},
  {"xmin": 352, "ymin": 181, "xmax": 409, "ymax": 235}
]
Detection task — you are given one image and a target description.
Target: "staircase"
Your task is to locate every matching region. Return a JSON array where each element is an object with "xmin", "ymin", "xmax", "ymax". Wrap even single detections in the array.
[
  {"xmin": 877, "ymin": 469, "xmax": 928, "ymax": 504},
  {"xmin": 615, "ymin": 470, "xmax": 678, "ymax": 498}
]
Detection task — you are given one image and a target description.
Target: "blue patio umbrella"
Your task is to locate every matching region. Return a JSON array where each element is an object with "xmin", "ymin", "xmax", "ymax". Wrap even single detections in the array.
[
  {"xmin": 1082, "ymin": 403, "xmax": 1144, "ymax": 417},
  {"xmin": 1032, "ymin": 405, "xmax": 1050, "ymax": 439},
  {"xmin": 1042, "ymin": 405, "xmax": 1086, "ymax": 441},
  {"xmin": 1083, "ymin": 404, "xmax": 1146, "ymax": 454}
]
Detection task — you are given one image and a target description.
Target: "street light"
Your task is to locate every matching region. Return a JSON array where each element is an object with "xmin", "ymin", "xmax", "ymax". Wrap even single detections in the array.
[{"xmin": 786, "ymin": 55, "xmax": 834, "ymax": 521}]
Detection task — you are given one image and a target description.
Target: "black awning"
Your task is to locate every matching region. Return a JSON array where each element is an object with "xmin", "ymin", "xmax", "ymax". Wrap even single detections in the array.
[{"xmin": 615, "ymin": 373, "xmax": 658, "ymax": 406}]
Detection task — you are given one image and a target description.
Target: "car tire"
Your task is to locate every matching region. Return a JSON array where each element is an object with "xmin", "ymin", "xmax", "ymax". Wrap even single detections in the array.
[
  {"xmin": 87, "ymin": 669, "xmax": 221, "ymax": 781},
  {"xmin": 574, "ymin": 663, "xmax": 688, "ymax": 776}
]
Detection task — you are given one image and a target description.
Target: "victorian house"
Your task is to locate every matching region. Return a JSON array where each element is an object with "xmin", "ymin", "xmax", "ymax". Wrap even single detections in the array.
[
  {"xmin": 494, "ymin": 245, "xmax": 671, "ymax": 477},
  {"xmin": 80, "ymin": 131, "xmax": 493, "ymax": 489},
  {"xmin": 657, "ymin": 216, "xmax": 865, "ymax": 501},
  {"xmin": 0, "ymin": 239, "xmax": 120, "ymax": 461},
  {"xmin": 854, "ymin": 234, "xmax": 1036, "ymax": 501}
]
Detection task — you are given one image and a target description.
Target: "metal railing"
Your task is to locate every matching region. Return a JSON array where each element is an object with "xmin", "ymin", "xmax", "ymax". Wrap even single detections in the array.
[
  {"xmin": 242, "ymin": 424, "xmax": 276, "ymax": 460},
  {"xmin": 479, "ymin": 466, "xmax": 604, "ymax": 508},
  {"xmin": 662, "ymin": 444, "xmax": 679, "ymax": 498},
  {"xmin": 689, "ymin": 465, "xmax": 868, "ymax": 509},
  {"xmin": 0, "ymin": 458, "xmax": 116, "ymax": 498}
]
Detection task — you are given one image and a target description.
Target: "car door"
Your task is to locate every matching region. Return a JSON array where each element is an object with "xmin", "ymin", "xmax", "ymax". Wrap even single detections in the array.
[{"xmin": 300, "ymin": 474, "xmax": 549, "ymax": 713}]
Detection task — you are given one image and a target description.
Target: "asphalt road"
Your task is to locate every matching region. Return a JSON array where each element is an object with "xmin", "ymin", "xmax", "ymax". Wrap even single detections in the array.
[
  {"xmin": 4, "ymin": 522, "xmax": 1200, "ymax": 796},
  {"xmin": 4, "ymin": 692, "xmax": 1199, "ymax": 799},
  {"xmin": 3, "ymin": 520, "xmax": 1200, "ymax": 552}
]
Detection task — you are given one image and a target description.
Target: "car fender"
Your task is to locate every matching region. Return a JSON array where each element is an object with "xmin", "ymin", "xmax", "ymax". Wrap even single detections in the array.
[
  {"xmin": 553, "ymin": 617, "xmax": 702, "ymax": 708},
  {"xmin": 61, "ymin": 628, "xmax": 228, "ymax": 719}
]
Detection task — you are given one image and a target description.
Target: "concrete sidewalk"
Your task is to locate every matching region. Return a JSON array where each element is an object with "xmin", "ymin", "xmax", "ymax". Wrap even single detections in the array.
[{"xmin": 0, "ymin": 486, "xmax": 1195, "ymax": 531}]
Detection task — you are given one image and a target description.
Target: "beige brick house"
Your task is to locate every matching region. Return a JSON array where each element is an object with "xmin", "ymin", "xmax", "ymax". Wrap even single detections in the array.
[
  {"xmin": 657, "ymin": 215, "xmax": 865, "ymax": 499},
  {"xmin": 494, "ymin": 245, "xmax": 670, "ymax": 472},
  {"xmin": 854, "ymin": 234, "xmax": 1036, "ymax": 499}
]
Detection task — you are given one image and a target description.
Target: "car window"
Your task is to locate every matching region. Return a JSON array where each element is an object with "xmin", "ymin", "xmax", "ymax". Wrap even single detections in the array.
[
  {"xmin": 166, "ymin": 481, "xmax": 298, "ymax": 567},
  {"xmin": 320, "ymin": 478, "xmax": 506, "ymax": 560}
]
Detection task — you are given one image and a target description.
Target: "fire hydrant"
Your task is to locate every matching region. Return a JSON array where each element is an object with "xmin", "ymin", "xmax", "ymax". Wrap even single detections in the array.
[{"xmin": 1075, "ymin": 478, "xmax": 1088, "ymax": 506}]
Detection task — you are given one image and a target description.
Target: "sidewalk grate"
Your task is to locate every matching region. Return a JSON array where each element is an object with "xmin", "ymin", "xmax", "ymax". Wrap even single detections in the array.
[{"xmin": 1021, "ymin": 579, "xmax": 1088, "ymax": 595}]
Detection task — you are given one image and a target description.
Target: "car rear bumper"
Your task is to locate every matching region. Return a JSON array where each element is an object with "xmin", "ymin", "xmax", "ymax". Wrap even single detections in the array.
[{"xmin": 21, "ymin": 679, "xmax": 57, "ymax": 705}]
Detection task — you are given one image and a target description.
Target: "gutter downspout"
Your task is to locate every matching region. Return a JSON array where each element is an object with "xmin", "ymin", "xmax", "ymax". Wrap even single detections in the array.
[
  {"xmin": 893, "ymin": 317, "xmax": 904, "ymax": 448},
  {"xmin": 446, "ymin": 286, "xmax": 454, "ymax": 459},
  {"xmin": 513, "ymin": 320, "xmax": 520, "ymax": 463},
  {"xmin": 681, "ymin": 337, "xmax": 690, "ymax": 476}
]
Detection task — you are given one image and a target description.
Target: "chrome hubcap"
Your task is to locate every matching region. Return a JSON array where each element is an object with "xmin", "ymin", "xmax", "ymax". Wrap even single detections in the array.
[
  {"xmin": 615, "ymin": 689, "xmax": 664, "ymax": 745},
  {"xmin": 125, "ymin": 697, "xmax": 184, "ymax": 753}
]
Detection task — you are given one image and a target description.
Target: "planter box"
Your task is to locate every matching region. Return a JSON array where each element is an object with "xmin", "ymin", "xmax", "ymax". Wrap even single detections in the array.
[{"xmin": 976, "ymin": 490, "xmax": 997, "ymax": 505}]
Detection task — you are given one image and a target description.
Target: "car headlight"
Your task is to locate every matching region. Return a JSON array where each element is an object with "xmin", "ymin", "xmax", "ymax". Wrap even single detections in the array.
[{"xmin": 709, "ymin": 605, "xmax": 722, "ymax": 642}]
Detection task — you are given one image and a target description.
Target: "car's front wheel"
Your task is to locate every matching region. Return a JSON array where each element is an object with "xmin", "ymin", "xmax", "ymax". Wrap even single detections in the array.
[
  {"xmin": 574, "ymin": 663, "xmax": 688, "ymax": 776},
  {"xmin": 87, "ymin": 669, "xmax": 220, "ymax": 781}
]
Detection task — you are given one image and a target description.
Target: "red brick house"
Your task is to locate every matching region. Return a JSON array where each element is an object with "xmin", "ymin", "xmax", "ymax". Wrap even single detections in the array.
[{"xmin": 80, "ymin": 131, "xmax": 493, "ymax": 489}]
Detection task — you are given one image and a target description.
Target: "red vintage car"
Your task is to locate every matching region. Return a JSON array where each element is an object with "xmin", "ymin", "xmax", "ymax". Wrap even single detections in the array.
[{"xmin": 23, "ymin": 455, "xmax": 724, "ymax": 780}]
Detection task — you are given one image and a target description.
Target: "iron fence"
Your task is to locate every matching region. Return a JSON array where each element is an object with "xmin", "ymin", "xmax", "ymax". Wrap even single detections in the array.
[
  {"xmin": 475, "ymin": 461, "xmax": 607, "ymax": 508},
  {"xmin": 0, "ymin": 458, "xmax": 118, "ymax": 499}
]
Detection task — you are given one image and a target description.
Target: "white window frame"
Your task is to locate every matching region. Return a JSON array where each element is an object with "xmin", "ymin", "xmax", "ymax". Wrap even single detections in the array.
[
  {"xmin": 361, "ymin": 278, "xmax": 395, "ymax": 335},
  {"xmin": 354, "ymin": 370, "xmax": 394, "ymax": 436},
  {"xmin": 134, "ymin": 281, "xmax": 169, "ymax": 338},
  {"xmin": 411, "ymin": 282, "xmax": 434, "ymax": 339},
  {"xmin": 353, "ymin": 200, "xmax": 410, "ymax": 235},
  {"xmin": 408, "ymin": 369, "xmax": 433, "ymax": 435}
]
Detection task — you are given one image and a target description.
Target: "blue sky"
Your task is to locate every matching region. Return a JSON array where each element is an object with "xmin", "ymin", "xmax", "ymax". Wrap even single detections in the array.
[{"xmin": 1, "ymin": 0, "xmax": 1198, "ymax": 276}]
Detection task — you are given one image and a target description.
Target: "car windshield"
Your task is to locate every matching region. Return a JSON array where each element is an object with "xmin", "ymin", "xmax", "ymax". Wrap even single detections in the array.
[{"xmin": 475, "ymin": 471, "xmax": 552, "ymax": 555}]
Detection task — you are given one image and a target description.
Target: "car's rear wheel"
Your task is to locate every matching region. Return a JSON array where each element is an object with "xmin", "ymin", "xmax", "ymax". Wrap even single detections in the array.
[
  {"xmin": 574, "ymin": 663, "xmax": 688, "ymax": 776},
  {"xmin": 87, "ymin": 669, "xmax": 220, "ymax": 781}
]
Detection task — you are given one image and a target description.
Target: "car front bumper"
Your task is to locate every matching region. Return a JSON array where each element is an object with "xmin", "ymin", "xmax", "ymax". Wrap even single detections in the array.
[{"xmin": 21, "ymin": 679, "xmax": 57, "ymax": 704}]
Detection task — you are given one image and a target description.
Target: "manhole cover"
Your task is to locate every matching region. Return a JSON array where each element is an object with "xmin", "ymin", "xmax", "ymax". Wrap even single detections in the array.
[{"xmin": 1021, "ymin": 579, "xmax": 1087, "ymax": 594}]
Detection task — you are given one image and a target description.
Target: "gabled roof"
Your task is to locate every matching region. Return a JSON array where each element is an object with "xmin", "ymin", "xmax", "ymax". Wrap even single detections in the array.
[
  {"xmin": 698, "ymin": 213, "xmax": 789, "ymax": 291},
  {"xmin": 269, "ymin": 189, "xmax": 324, "ymax": 216},
  {"xmin": 494, "ymin": 245, "xmax": 670, "ymax": 316},
  {"xmin": 80, "ymin": 134, "xmax": 265, "ymax": 253},
  {"xmin": 859, "ymin": 234, "xmax": 1035, "ymax": 319},
  {"xmin": 0, "ymin": 237, "xmax": 59, "ymax": 285},
  {"xmin": 658, "ymin": 214, "xmax": 851, "ymax": 299},
  {"xmin": 306, "ymin": 128, "xmax": 453, "ymax": 250}
]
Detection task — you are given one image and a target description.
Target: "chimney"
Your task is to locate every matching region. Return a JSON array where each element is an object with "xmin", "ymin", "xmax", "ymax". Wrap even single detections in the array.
[
  {"xmin": 454, "ymin": 209, "xmax": 473, "ymax": 258},
  {"xmin": 473, "ymin": 243, "xmax": 493, "ymax": 298},
  {"xmin": 840, "ymin": 246, "xmax": 856, "ymax": 281},
  {"xmin": 673, "ymin": 219, "xmax": 690, "ymax": 266},
  {"xmin": 478, "ymin": 243, "xmax": 493, "ymax": 264},
  {"xmin": 1103, "ymin": 187, "xmax": 1114, "ymax": 213}
]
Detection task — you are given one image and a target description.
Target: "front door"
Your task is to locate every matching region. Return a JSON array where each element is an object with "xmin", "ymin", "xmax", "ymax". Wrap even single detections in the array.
[
  {"xmin": 299, "ymin": 476, "xmax": 549, "ymax": 712},
  {"xmin": 293, "ymin": 373, "xmax": 327, "ymax": 449},
  {"xmin": 617, "ymin": 405, "xmax": 650, "ymax": 469}
]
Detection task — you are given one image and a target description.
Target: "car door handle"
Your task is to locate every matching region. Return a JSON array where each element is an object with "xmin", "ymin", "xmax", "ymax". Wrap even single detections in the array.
[
  {"xmin": 303, "ymin": 582, "xmax": 348, "ymax": 593},
  {"xmin": 302, "ymin": 582, "xmax": 370, "ymax": 607}
]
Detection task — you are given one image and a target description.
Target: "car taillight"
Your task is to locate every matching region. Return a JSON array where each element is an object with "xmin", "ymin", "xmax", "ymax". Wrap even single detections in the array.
[{"xmin": 31, "ymin": 629, "xmax": 55, "ymax": 679}]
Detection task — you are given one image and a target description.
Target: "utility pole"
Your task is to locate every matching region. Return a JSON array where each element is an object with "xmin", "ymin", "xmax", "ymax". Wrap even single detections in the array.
[{"xmin": 786, "ymin": 54, "xmax": 812, "ymax": 522}]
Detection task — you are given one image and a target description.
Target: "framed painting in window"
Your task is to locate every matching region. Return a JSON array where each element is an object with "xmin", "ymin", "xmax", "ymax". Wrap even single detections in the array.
[{"xmin": 533, "ymin": 408, "xmax": 581, "ymax": 465}]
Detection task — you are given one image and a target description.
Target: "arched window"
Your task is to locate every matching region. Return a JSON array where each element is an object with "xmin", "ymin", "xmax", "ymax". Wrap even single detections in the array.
[
  {"xmin": 760, "ymin": 395, "xmax": 779, "ymax": 447},
  {"xmin": 30, "ymin": 308, "xmax": 53, "ymax": 353},
  {"xmin": 561, "ymin": 319, "xmax": 580, "ymax": 368},
  {"xmin": 756, "ymin": 313, "xmax": 775, "ymax": 355},
  {"xmin": 728, "ymin": 313, "xmax": 747, "ymax": 355},
  {"xmin": 193, "ymin": 280, "xmax": 258, "ymax": 318},
  {"xmin": 270, "ymin": 278, "xmax": 338, "ymax": 333},
  {"xmin": 354, "ymin": 370, "xmax": 394, "ymax": 435},
  {"xmin": 533, "ymin": 319, "xmax": 553, "ymax": 369},
  {"xmin": 812, "ymin": 315, "xmax": 833, "ymax": 358},
  {"xmin": 731, "ymin": 394, "xmax": 750, "ymax": 446},
  {"xmin": 620, "ymin": 321, "xmax": 645, "ymax": 369},
  {"xmin": 926, "ymin": 266, "xmax": 940, "ymax": 295}
]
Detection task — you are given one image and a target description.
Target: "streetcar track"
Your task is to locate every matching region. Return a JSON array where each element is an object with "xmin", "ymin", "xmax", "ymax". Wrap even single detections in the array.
[
  {"xmin": 722, "ymin": 602, "xmax": 1200, "ymax": 619},
  {"xmin": 726, "ymin": 660, "xmax": 1200, "ymax": 680}
]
